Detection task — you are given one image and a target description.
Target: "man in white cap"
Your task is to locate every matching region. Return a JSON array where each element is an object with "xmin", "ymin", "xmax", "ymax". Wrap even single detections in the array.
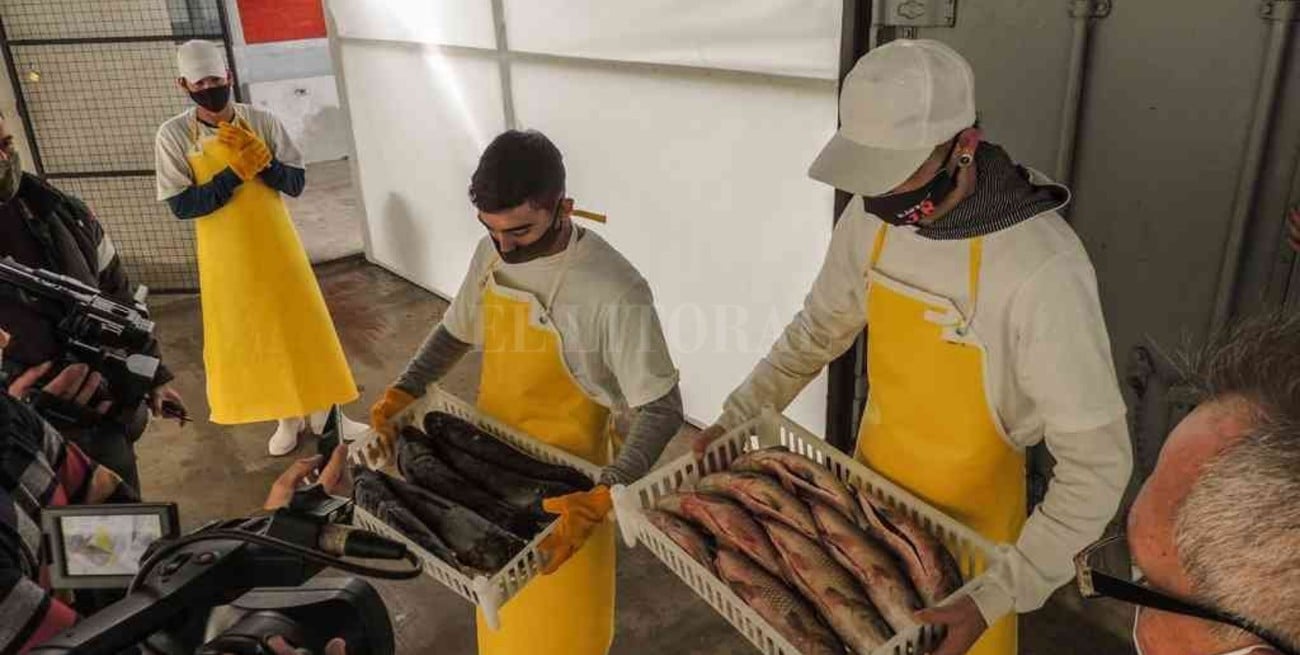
[
  {"xmin": 154, "ymin": 40, "xmax": 368, "ymax": 455},
  {"xmin": 696, "ymin": 40, "xmax": 1132, "ymax": 654}
]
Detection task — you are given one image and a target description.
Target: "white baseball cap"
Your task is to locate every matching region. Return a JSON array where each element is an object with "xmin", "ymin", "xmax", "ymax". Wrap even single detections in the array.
[
  {"xmin": 809, "ymin": 39, "xmax": 976, "ymax": 197},
  {"xmin": 177, "ymin": 40, "xmax": 227, "ymax": 83}
]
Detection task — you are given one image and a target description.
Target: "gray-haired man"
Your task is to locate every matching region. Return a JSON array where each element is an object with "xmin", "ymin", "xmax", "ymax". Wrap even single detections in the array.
[{"xmin": 1076, "ymin": 312, "xmax": 1300, "ymax": 655}]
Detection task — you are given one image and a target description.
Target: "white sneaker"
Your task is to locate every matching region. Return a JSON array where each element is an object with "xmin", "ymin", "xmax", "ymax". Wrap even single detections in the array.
[{"xmin": 269, "ymin": 417, "xmax": 305, "ymax": 456}]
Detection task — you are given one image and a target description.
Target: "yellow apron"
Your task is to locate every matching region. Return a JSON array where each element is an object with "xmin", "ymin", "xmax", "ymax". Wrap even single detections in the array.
[
  {"xmin": 474, "ymin": 242, "xmax": 616, "ymax": 655},
  {"xmin": 186, "ymin": 112, "xmax": 358, "ymax": 424},
  {"xmin": 855, "ymin": 226, "xmax": 1025, "ymax": 655}
]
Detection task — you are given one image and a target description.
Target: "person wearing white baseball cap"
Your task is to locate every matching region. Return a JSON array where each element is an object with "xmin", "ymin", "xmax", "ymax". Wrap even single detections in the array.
[
  {"xmin": 154, "ymin": 40, "xmax": 368, "ymax": 455},
  {"xmin": 696, "ymin": 40, "xmax": 1132, "ymax": 655}
]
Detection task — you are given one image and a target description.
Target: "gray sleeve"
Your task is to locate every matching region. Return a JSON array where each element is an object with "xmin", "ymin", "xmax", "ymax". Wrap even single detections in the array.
[
  {"xmin": 264, "ymin": 111, "xmax": 304, "ymax": 168},
  {"xmin": 154, "ymin": 123, "xmax": 195, "ymax": 201},
  {"xmin": 393, "ymin": 324, "xmax": 471, "ymax": 397},
  {"xmin": 600, "ymin": 385, "xmax": 684, "ymax": 486},
  {"xmin": 245, "ymin": 106, "xmax": 305, "ymax": 169},
  {"xmin": 442, "ymin": 240, "xmax": 491, "ymax": 344}
]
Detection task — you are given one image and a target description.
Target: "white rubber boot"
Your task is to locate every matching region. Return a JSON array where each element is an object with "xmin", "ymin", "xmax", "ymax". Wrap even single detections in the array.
[
  {"xmin": 338, "ymin": 412, "xmax": 371, "ymax": 439},
  {"xmin": 269, "ymin": 417, "xmax": 305, "ymax": 456},
  {"xmin": 309, "ymin": 406, "xmax": 371, "ymax": 440}
]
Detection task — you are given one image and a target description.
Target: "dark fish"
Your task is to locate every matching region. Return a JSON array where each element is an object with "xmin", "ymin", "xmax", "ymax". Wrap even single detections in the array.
[
  {"xmin": 809, "ymin": 500, "xmax": 922, "ymax": 633},
  {"xmin": 762, "ymin": 519, "xmax": 894, "ymax": 653},
  {"xmin": 657, "ymin": 492, "xmax": 785, "ymax": 580},
  {"xmin": 354, "ymin": 470, "xmax": 460, "ymax": 566},
  {"xmin": 355, "ymin": 470, "xmax": 526, "ymax": 574},
  {"xmin": 698, "ymin": 471, "xmax": 819, "ymax": 539},
  {"xmin": 418, "ymin": 426, "xmax": 572, "ymax": 510},
  {"xmin": 398, "ymin": 427, "xmax": 548, "ymax": 539},
  {"xmin": 645, "ymin": 509, "xmax": 716, "ymax": 574},
  {"xmin": 856, "ymin": 490, "xmax": 963, "ymax": 607},
  {"xmin": 731, "ymin": 446, "xmax": 867, "ymax": 527},
  {"xmin": 382, "ymin": 473, "xmax": 527, "ymax": 573},
  {"xmin": 424, "ymin": 411, "xmax": 593, "ymax": 492},
  {"xmin": 714, "ymin": 548, "xmax": 844, "ymax": 655}
]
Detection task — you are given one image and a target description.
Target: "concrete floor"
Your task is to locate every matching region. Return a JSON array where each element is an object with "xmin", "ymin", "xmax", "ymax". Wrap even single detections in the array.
[
  {"xmin": 139, "ymin": 259, "xmax": 1134, "ymax": 654},
  {"xmin": 288, "ymin": 159, "xmax": 366, "ymax": 263}
]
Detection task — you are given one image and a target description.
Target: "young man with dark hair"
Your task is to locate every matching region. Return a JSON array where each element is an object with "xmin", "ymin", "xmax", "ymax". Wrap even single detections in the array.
[{"xmin": 371, "ymin": 129, "xmax": 683, "ymax": 655}]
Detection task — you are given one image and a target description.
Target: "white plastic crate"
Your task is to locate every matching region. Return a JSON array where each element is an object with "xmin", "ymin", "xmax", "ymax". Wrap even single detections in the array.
[
  {"xmin": 351, "ymin": 385, "xmax": 601, "ymax": 630},
  {"xmin": 611, "ymin": 407, "xmax": 1009, "ymax": 655}
]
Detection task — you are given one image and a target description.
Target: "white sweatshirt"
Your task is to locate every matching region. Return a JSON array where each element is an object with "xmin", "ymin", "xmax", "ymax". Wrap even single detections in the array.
[{"xmin": 717, "ymin": 197, "xmax": 1133, "ymax": 624}]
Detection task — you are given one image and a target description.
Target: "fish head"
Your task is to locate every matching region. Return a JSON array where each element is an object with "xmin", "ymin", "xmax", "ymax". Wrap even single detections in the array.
[
  {"xmin": 651, "ymin": 510, "xmax": 711, "ymax": 547},
  {"xmin": 730, "ymin": 472, "xmax": 778, "ymax": 496},
  {"xmin": 655, "ymin": 492, "xmax": 688, "ymax": 517},
  {"xmin": 684, "ymin": 491, "xmax": 722, "ymax": 512},
  {"xmin": 421, "ymin": 412, "xmax": 445, "ymax": 435},
  {"xmin": 731, "ymin": 446, "xmax": 786, "ymax": 469},
  {"xmin": 352, "ymin": 471, "xmax": 395, "ymax": 506},
  {"xmin": 689, "ymin": 493, "xmax": 755, "ymax": 528},
  {"xmin": 697, "ymin": 472, "xmax": 741, "ymax": 494}
]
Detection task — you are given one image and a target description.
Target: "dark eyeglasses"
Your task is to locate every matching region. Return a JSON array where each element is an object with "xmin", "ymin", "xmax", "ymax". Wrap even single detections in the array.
[{"xmin": 1074, "ymin": 534, "xmax": 1297, "ymax": 655}]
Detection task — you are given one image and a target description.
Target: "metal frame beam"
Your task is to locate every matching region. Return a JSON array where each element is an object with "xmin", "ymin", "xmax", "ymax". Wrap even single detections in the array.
[{"xmin": 825, "ymin": 0, "xmax": 874, "ymax": 454}]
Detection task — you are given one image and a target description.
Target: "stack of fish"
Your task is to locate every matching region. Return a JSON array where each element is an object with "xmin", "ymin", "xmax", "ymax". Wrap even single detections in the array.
[
  {"xmin": 649, "ymin": 446, "xmax": 963, "ymax": 655},
  {"xmin": 354, "ymin": 411, "xmax": 594, "ymax": 575}
]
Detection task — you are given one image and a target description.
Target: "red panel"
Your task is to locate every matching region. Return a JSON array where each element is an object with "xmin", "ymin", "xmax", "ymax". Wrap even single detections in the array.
[{"xmin": 237, "ymin": 0, "xmax": 326, "ymax": 44}]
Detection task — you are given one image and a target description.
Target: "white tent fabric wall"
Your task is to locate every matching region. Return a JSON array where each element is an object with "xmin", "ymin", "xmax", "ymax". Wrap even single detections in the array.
[
  {"xmin": 503, "ymin": 0, "xmax": 840, "ymax": 80},
  {"xmin": 337, "ymin": 41, "xmax": 506, "ymax": 297},
  {"xmin": 330, "ymin": 0, "xmax": 497, "ymax": 47},
  {"xmin": 329, "ymin": 0, "xmax": 842, "ymax": 433}
]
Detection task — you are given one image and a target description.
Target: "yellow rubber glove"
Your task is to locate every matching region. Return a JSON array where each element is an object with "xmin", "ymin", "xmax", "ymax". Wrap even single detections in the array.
[
  {"xmin": 217, "ymin": 121, "xmax": 272, "ymax": 154},
  {"xmin": 216, "ymin": 121, "xmax": 255, "ymax": 151},
  {"xmin": 368, "ymin": 387, "xmax": 417, "ymax": 463},
  {"xmin": 538, "ymin": 485, "xmax": 612, "ymax": 574},
  {"xmin": 217, "ymin": 122, "xmax": 271, "ymax": 181},
  {"xmin": 227, "ymin": 139, "xmax": 273, "ymax": 181}
]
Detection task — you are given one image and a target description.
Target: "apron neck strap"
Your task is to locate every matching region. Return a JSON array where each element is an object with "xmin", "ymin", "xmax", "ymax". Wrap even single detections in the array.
[
  {"xmin": 967, "ymin": 237, "xmax": 983, "ymax": 317},
  {"xmin": 870, "ymin": 225, "xmax": 984, "ymax": 326},
  {"xmin": 543, "ymin": 225, "xmax": 579, "ymax": 309},
  {"xmin": 869, "ymin": 224, "xmax": 889, "ymax": 268}
]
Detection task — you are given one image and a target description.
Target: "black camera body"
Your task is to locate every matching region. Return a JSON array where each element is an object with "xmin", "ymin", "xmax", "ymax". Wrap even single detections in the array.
[
  {"xmin": 0, "ymin": 257, "xmax": 164, "ymax": 427},
  {"xmin": 30, "ymin": 485, "xmax": 408, "ymax": 655},
  {"xmin": 198, "ymin": 577, "xmax": 393, "ymax": 655}
]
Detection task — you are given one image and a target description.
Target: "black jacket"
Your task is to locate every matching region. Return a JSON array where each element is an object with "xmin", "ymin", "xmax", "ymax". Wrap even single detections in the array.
[{"xmin": 2, "ymin": 173, "xmax": 173, "ymax": 385}]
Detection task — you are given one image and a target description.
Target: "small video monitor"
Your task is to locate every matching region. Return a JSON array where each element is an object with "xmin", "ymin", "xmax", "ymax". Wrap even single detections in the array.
[{"xmin": 41, "ymin": 503, "xmax": 179, "ymax": 589}]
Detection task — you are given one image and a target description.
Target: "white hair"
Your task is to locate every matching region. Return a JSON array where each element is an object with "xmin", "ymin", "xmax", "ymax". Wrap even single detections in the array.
[{"xmin": 1174, "ymin": 311, "xmax": 1300, "ymax": 648}]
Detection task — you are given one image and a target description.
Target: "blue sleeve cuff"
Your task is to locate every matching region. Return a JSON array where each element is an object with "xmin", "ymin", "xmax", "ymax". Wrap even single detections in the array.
[
  {"xmin": 258, "ymin": 159, "xmax": 306, "ymax": 197},
  {"xmin": 165, "ymin": 167, "xmax": 242, "ymax": 219}
]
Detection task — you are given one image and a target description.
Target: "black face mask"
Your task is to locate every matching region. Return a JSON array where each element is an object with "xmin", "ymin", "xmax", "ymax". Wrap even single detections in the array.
[
  {"xmin": 189, "ymin": 84, "xmax": 231, "ymax": 113},
  {"xmin": 862, "ymin": 138, "xmax": 962, "ymax": 226},
  {"xmin": 494, "ymin": 201, "xmax": 565, "ymax": 264}
]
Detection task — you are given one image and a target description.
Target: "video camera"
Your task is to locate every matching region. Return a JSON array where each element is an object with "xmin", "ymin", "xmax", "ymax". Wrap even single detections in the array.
[
  {"xmin": 30, "ymin": 414, "xmax": 420, "ymax": 655},
  {"xmin": 0, "ymin": 257, "xmax": 178, "ymax": 428},
  {"xmin": 31, "ymin": 484, "xmax": 420, "ymax": 655}
]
